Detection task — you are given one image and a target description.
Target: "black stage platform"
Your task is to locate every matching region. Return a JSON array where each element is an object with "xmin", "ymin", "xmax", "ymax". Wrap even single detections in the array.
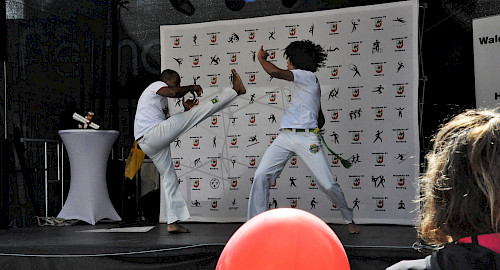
[{"xmin": 0, "ymin": 222, "xmax": 428, "ymax": 270}]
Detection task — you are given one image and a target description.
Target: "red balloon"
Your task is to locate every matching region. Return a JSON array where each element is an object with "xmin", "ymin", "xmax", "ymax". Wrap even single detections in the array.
[{"xmin": 217, "ymin": 208, "xmax": 350, "ymax": 270}]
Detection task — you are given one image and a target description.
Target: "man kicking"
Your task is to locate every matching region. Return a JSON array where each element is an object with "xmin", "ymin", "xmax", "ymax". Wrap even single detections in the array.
[
  {"xmin": 134, "ymin": 69, "xmax": 246, "ymax": 233},
  {"xmin": 247, "ymin": 40, "xmax": 360, "ymax": 234}
]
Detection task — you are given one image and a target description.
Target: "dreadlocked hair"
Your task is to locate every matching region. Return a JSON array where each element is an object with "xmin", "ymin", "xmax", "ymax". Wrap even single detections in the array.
[{"xmin": 284, "ymin": 40, "xmax": 327, "ymax": 72}]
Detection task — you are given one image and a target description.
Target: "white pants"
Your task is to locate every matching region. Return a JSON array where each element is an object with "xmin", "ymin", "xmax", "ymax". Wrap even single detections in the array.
[
  {"xmin": 247, "ymin": 129, "xmax": 354, "ymax": 224},
  {"xmin": 138, "ymin": 88, "xmax": 238, "ymax": 224}
]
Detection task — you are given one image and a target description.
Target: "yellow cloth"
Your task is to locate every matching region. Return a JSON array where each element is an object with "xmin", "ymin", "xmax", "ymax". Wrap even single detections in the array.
[{"xmin": 124, "ymin": 141, "xmax": 145, "ymax": 180}]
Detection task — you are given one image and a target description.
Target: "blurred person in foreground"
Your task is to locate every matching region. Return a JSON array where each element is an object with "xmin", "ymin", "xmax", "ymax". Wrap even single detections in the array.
[{"xmin": 388, "ymin": 109, "xmax": 500, "ymax": 269}]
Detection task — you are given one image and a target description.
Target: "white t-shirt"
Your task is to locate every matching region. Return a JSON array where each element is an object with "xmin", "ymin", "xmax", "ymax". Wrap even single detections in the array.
[
  {"xmin": 279, "ymin": 69, "xmax": 321, "ymax": 129},
  {"xmin": 134, "ymin": 81, "xmax": 170, "ymax": 140}
]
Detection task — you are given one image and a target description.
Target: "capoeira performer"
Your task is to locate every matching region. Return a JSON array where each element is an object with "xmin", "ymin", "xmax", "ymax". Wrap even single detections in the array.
[
  {"xmin": 134, "ymin": 69, "xmax": 246, "ymax": 233},
  {"xmin": 247, "ymin": 40, "xmax": 360, "ymax": 234}
]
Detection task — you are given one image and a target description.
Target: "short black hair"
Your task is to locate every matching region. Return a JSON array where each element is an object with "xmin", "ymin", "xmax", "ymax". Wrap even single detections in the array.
[
  {"xmin": 284, "ymin": 40, "xmax": 327, "ymax": 72},
  {"xmin": 160, "ymin": 69, "xmax": 180, "ymax": 83}
]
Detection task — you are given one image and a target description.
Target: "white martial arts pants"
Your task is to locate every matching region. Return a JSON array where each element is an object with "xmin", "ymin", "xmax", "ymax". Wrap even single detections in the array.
[
  {"xmin": 138, "ymin": 87, "xmax": 238, "ymax": 224},
  {"xmin": 247, "ymin": 129, "xmax": 354, "ymax": 224}
]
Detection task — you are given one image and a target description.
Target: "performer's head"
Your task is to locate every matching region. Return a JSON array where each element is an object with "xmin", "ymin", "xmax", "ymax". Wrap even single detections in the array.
[
  {"xmin": 419, "ymin": 109, "xmax": 500, "ymax": 245},
  {"xmin": 160, "ymin": 69, "xmax": 181, "ymax": 87},
  {"xmin": 284, "ymin": 40, "xmax": 327, "ymax": 72}
]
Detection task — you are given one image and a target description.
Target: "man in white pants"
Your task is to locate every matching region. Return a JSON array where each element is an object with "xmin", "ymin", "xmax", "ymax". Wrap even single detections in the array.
[
  {"xmin": 247, "ymin": 41, "xmax": 360, "ymax": 234},
  {"xmin": 134, "ymin": 69, "xmax": 246, "ymax": 233}
]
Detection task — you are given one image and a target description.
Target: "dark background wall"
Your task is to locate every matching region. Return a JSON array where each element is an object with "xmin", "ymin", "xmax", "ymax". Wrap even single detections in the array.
[
  {"xmin": 2, "ymin": 0, "xmax": 499, "ymax": 151},
  {"xmin": 0, "ymin": 0, "xmax": 500, "ymax": 215},
  {"xmin": 0, "ymin": 0, "xmax": 498, "ymax": 224}
]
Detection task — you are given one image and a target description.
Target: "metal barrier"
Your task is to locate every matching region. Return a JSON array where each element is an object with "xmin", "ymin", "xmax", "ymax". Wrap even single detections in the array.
[
  {"xmin": 20, "ymin": 138, "xmax": 63, "ymax": 217},
  {"xmin": 20, "ymin": 139, "xmax": 130, "ymax": 217},
  {"xmin": 21, "ymin": 138, "xmax": 138, "ymax": 217}
]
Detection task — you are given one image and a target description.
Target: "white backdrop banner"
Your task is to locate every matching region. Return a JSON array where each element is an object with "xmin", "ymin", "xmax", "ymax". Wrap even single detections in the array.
[
  {"xmin": 473, "ymin": 14, "xmax": 500, "ymax": 109},
  {"xmin": 160, "ymin": 0, "xmax": 419, "ymax": 225}
]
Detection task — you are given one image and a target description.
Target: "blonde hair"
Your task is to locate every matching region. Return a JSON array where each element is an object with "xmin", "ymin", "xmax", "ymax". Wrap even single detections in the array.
[{"xmin": 418, "ymin": 109, "xmax": 500, "ymax": 245}]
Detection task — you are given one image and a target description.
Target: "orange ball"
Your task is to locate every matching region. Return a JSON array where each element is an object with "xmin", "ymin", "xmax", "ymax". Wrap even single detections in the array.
[{"xmin": 217, "ymin": 208, "xmax": 350, "ymax": 270}]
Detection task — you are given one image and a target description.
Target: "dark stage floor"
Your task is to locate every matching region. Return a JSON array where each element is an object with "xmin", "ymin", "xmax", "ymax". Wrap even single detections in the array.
[{"xmin": 0, "ymin": 222, "xmax": 428, "ymax": 269}]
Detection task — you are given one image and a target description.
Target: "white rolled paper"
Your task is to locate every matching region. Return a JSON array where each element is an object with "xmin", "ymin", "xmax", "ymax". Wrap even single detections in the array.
[{"xmin": 72, "ymin": 113, "xmax": 100, "ymax": 129}]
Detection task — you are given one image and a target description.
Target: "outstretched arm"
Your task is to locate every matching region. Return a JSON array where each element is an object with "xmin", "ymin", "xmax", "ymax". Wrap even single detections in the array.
[
  {"xmin": 156, "ymin": 85, "xmax": 203, "ymax": 99},
  {"xmin": 258, "ymin": 46, "xmax": 294, "ymax": 82}
]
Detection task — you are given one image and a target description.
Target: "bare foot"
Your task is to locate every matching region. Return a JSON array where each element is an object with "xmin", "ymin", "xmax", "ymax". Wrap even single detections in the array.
[
  {"xmin": 168, "ymin": 222, "xmax": 191, "ymax": 234},
  {"xmin": 231, "ymin": 69, "xmax": 246, "ymax": 95},
  {"xmin": 346, "ymin": 222, "xmax": 360, "ymax": 234}
]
